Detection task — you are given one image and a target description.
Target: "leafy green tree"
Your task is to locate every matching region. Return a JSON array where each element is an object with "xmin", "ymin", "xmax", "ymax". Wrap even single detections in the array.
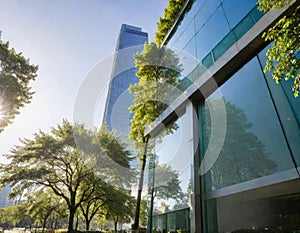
[
  {"xmin": 77, "ymin": 125, "xmax": 133, "ymax": 231},
  {"xmin": 156, "ymin": 0, "xmax": 186, "ymax": 44},
  {"xmin": 26, "ymin": 188, "xmax": 64, "ymax": 232},
  {"xmin": 129, "ymin": 42, "xmax": 181, "ymax": 145},
  {"xmin": 257, "ymin": 0, "xmax": 300, "ymax": 96},
  {"xmin": 0, "ymin": 33, "xmax": 38, "ymax": 132},
  {"xmin": 103, "ymin": 188, "xmax": 135, "ymax": 231},
  {"xmin": 139, "ymin": 199, "xmax": 148, "ymax": 228},
  {"xmin": 156, "ymin": 0, "xmax": 194, "ymax": 44},
  {"xmin": 173, "ymin": 180, "xmax": 192, "ymax": 210},
  {"xmin": 78, "ymin": 177, "xmax": 111, "ymax": 231},
  {"xmin": 154, "ymin": 164, "xmax": 184, "ymax": 201},
  {"xmin": 95, "ymin": 214, "xmax": 109, "ymax": 231},
  {"xmin": 48, "ymin": 200, "xmax": 68, "ymax": 230},
  {"xmin": 0, "ymin": 120, "xmax": 132, "ymax": 232},
  {"xmin": 0, "ymin": 202, "xmax": 30, "ymax": 228},
  {"xmin": 129, "ymin": 42, "xmax": 181, "ymax": 230}
]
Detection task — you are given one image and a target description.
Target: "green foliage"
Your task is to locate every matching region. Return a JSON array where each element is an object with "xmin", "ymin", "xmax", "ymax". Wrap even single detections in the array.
[
  {"xmin": 156, "ymin": 0, "xmax": 193, "ymax": 44},
  {"xmin": 129, "ymin": 42, "xmax": 181, "ymax": 146},
  {"xmin": 0, "ymin": 120, "xmax": 132, "ymax": 232},
  {"xmin": 257, "ymin": 0, "xmax": 293, "ymax": 12},
  {"xmin": 0, "ymin": 202, "xmax": 30, "ymax": 227},
  {"xmin": 257, "ymin": 0, "xmax": 300, "ymax": 97},
  {"xmin": 102, "ymin": 188, "xmax": 135, "ymax": 230},
  {"xmin": 79, "ymin": 178, "xmax": 133, "ymax": 231},
  {"xmin": 26, "ymin": 188, "xmax": 67, "ymax": 231},
  {"xmin": 0, "ymin": 33, "xmax": 38, "ymax": 132},
  {"xmin": 129, "ymin": 42, "xmax": 182, "ymax": 230},
  {"xmin": 154, "ymin": 164, "xmax": 184, "ymax": 201},
  {"xmin": 138, "ymin": 199, "xmax": 148, "ymax": 227}
]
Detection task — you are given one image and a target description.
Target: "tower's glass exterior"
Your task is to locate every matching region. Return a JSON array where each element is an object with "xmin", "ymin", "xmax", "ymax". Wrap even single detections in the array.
[{"xmin": 103, "ymin": 24, "xmax": 148, "ymax": 140}]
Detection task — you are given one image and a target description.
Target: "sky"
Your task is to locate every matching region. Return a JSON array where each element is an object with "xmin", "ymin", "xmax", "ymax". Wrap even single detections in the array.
[{"xmin": 0, "ymin": 0, "xmax": 168, "ymax": 162}]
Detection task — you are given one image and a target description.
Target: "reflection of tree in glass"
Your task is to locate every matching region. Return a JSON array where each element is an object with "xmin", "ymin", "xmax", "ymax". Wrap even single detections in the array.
[
  {"xmin": 202, "ymin": 99, "xmax": 277, "ymax": 190},
  {"xmin": 154, "ymin": 164, "xmax": 184, "ymax": 201},
  {"xmin": 173, "ymin": 180, "xmax": 192, "ymax": 210}
]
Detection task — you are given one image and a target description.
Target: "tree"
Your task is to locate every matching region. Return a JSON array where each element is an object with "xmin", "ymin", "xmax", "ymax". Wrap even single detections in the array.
[
  {"xmin": 0, "ymin": 33, "xmax": 38, "ymax": 132},
  {"xmin": 103, "ymin": 188, "xmax": 135, "ymax": 231},
  {"xmin": 77, "ymin": 125, "xmax": 133, "ymax": 231},
  {"xmin": 129, "ymin": 42, "xmax": 182, "ymax": 230},
  {"xmin": 26, "ymin": 188, "xmax": 64, "ymax": 232},
  {"xmin": 78, "ymin": 177, "xmax": 111, "ymax": 231},
  {"xmin": 0, "ymin": 202, "xmax": 30, "ymax": 228},
  {"xmin": 0, "ymin": 120, "xmax": 132, "ymax": 232},
  {"xmin": 257, "ymin": 0, "xmax": 300, "ymax": 97},
  {"xmin": 139, "ymin": 199, "xmax": 148, "ymax": 228},
  {"xmin": 156, "ymin": 0, "xmax": 194, "ymax": 45},
  {"xmin": 153, "ymin": 164, "xmax": 184, "ymax": 201},
  {"xmin": 202, "ymin": 99, "xmax": 277, "ymax": 190}
]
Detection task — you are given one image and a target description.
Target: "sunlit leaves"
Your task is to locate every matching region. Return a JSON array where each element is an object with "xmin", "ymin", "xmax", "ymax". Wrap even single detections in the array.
[
  {"xmin": 258, "ymin": 1, "xmax": 300, "ymax": 97},
  {"xmin": 0, "ymin": 33, "xmax": 38, "ymax": 131},
  {"xmin": 156, "ymin": 0, "xmax": 190, "ymax": 44},
  {"xmin": 257, "ymin": 0, "xmax": 294, "ymax": 12},
  {"xmin": 0, "ymin": 120, "xmax": 133, "ymax": 231},
  {"xmin": 129, "ymin": 42, "xmax": 181, "ymax": 146}
]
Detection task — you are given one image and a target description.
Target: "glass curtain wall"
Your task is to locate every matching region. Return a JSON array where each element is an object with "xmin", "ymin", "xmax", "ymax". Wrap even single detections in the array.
[
  {"xmin": 148, "ymin": 110, "xmax": 194, "ymax": 233},
  {"xmin": 168, "ymin": 0, "xmax": 263, "ymax": 89},
  {"xmin": 198, "ymin": 50, "xmax": 300, "ymax": 233}
]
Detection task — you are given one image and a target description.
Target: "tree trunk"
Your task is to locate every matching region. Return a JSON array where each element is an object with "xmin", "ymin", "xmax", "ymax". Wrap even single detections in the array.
[
  {"xmin": 54, "ymin": 217, "xmax": 59, "ymax": 229},
  {"xmin": 114, "ymin": 218, "xmax": 118, "ymax": 232},
  {"xmin": 85, "ymin": 218, "xmax": 91, "ymax": 231},
  {"xmin": 68, "ymin": 207, "xmax": 76, "ymax": 233},
  {"xmin": 75, "ymin": 213, "xmax": 79, "ymax": 230},
  {"xmin": 132, "ymin": 139, "xmax": 148, "ymax": 230}
]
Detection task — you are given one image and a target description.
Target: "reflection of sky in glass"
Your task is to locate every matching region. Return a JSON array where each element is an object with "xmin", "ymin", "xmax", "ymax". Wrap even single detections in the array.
[
  {"xmin": 153, "ymin": 111, "xmax": 194, "ymax": 211},
  {"xmin": 195, "ymin": 6, "xmax": 230, "ymax": 61},
  {"xmin": 168, "ymin": 0, "xmax": 258, "ymax": 68},
  {"xmin": 155, "ymin": 113, "xmax": 193, "ymax": 174},
  {"xmin": 222, "ymin": 0, "xmax": 257, "ymax": 28}
]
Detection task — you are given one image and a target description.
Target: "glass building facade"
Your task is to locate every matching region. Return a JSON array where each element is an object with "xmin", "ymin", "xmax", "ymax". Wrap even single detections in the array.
[
  {"xmin": 103, "ymin": 24, "xmax": 148, "ymax": 139},
  {"xmin": 146, "ymin": 0, "xmax": 300, "ymax": 233}
]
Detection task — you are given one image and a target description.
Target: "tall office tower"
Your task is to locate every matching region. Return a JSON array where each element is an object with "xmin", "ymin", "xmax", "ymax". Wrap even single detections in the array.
[
  {"xmin": 103, "ymin": 24, "xmax": 148, "ymax": 140},
  {"xmin": 0, "ymin": 185, "xmax": 14, "ymax": 208}
]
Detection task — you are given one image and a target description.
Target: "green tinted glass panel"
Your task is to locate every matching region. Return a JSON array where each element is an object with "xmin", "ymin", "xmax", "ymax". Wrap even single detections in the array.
[
  {"xmin": 250, "ymin": 7, "xmax": 265, "ymax": 22},
  {"xmin": 258, "ymin": 45, "xmax": 300, "ymax": 168},
  {"xmin": 233, "ymin": 15, "xmax": 255, "ymax": 40},
  {"xmin": 202, "ymin": 53, "xmax": 213, "ymax": 68},
  {"xmin": 213, "ymin": 31, "xmax": 236, "ymax": 61},
  {"xmin": 201, "ymin": 57, "xmax": 296, "ymax": 191}
]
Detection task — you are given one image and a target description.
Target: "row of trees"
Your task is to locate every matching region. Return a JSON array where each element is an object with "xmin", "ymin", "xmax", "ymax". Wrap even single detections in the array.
[
  {"xmin": 0, "ymin": 121, "xmax": 137, "ymax": 232},
  {"xmin": 0, "ymin": 120, "xmax": 183, "ymax": 232}
]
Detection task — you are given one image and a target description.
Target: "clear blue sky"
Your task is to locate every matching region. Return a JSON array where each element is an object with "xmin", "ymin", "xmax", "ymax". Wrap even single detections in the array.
[{"xmin": 0, "ymin": 0, "xmax": 168, "ymax": 161}]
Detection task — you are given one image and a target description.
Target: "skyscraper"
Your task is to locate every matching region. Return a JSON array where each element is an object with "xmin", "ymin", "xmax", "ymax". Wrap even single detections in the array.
[{"xmin": 103, "ymin": 24, "xmax": 148, "ymax": 140}]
